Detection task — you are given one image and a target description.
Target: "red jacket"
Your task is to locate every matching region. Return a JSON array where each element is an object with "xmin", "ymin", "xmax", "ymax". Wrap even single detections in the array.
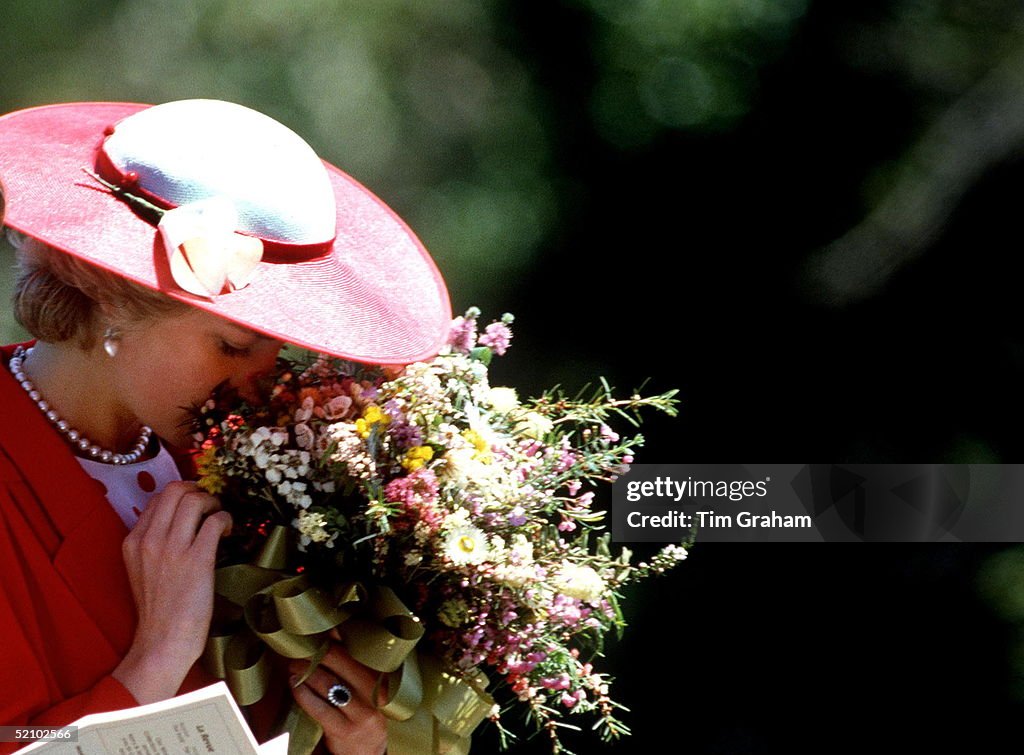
[{"xmin": 0, "ymin": 344, "xmax": 215, "ymax": 753}]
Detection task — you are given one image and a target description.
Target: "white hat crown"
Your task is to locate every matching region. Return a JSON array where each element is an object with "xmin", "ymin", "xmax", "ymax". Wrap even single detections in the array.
[{"xmin": 102, "ymin": 99, "xmax": 337, "ymax": 246}]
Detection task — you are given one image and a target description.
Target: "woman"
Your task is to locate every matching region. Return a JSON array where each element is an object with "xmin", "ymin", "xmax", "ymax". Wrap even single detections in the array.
[{"xmin": 0, "ymin": 99, "xmax": 452, "ymax": 753}]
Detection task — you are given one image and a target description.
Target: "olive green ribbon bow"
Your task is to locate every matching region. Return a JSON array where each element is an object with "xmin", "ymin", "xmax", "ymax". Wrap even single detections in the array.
[{"xmin": 203, "ymin": 526, "xmax": 495, "ymax": 755}]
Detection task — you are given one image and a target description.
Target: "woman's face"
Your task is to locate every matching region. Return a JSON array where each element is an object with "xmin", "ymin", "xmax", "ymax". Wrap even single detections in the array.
[{"xmin": 109, "ymin": 308, "xmax": 283, "ymax": 448}]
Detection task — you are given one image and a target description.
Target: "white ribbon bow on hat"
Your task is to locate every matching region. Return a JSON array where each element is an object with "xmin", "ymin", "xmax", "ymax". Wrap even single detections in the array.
[{"xmin": 158, "ymin": 197, "xmax": 264, "ymax": 298}]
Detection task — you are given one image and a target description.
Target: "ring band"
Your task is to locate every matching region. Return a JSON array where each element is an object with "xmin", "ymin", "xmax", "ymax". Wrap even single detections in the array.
[{"xmin": 326, "ymin": 682, "xmax": 352, "ymax": 708}]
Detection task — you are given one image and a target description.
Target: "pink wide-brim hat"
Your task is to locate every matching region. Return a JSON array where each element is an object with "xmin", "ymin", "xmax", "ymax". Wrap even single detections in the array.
[{"xmin": 0, "ymin": 100, "xmax": 452, "ymax": 364}]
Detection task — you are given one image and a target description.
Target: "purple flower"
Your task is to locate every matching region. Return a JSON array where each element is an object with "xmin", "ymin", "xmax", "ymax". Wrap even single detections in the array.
[
  {"xmin": 508, "ymin": 506, "xmax": 527, "ymax": 527},
  {"xmin": 390, "ymin": 421, "xmax": 423, "ymax": 449}
]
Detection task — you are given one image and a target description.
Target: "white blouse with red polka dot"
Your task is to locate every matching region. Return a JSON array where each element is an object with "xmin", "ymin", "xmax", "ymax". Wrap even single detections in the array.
[{"xmin": 76, "ymin": 443, "xmax": 182, "ymax": 528}]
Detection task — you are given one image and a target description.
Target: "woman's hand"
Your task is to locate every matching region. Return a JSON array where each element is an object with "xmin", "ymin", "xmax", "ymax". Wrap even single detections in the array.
[
  {"xmin": 113, "ymin": 481, "xmax": 232, "ymax": 703},
  {"xmin": 289, "ymin": 643, "xmax": 388, "ymax": 755}
]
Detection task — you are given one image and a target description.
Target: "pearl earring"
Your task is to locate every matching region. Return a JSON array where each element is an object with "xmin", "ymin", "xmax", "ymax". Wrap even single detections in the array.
[{"xmin": 103, "ymin": 326, "xmax": 121, "ymax": 358}]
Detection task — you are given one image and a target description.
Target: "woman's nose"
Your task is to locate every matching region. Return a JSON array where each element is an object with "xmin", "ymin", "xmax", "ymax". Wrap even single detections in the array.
[{"xmin": 232, "ymin": 345, "xmax": 283, "ymax": 400}]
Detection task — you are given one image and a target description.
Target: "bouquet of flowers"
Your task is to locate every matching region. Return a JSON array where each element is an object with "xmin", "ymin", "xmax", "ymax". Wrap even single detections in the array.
[{"xmin": 192, "ymin": 308, "xmax": 684, "ymax": 755}]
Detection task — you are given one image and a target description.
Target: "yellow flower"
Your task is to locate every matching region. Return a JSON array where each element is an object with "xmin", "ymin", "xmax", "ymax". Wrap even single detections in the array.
[
  {"xmin": 462, "ymin": 428, "xmax": 492, "ymax": 463},
  {"xmin": 401, "ymin": 445, "xmax": 435, "ymax": 471},
  {"xmin": 195, "ymin": 446, "xmax": 225, "ymax": 495},
  {"xmin": 355, "ymin": 404, "xmax": 390, "ymax": 438}
]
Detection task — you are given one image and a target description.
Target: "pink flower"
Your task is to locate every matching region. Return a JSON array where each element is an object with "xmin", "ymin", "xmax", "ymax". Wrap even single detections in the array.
[
  {"xmin": 384, "ymin": 469, "xmax": 442, "ymax": 531},
  {"xmin": 295, "ymin": 396, "xmax": 315, "ymax": 423},
  {"xmin": 322, "ymin": 395, "xmax": 353, "ymax": 420},
  {"xmin": 294, "ymin": 423, "xmax": 315, "ymax": 450},
  {"xmin": 448, "ymin": 315, "xmax": 477, "ymax": 353},
  {"xmin": 540, "ymin": 674, "xmax": 571, "ymax": 691},
  {"xmin": 561, "ymin": 691, "xmax": 582, "ymax": 708},
  {"xmin": 479, "ymin": 322, "xmax": 512, "ymax": 356}
]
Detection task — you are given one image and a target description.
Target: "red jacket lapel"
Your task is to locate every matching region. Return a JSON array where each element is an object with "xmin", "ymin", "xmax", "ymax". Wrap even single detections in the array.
[{"xmin": 0, "ymin": 343, "xmax": 135, "ymax": 653}]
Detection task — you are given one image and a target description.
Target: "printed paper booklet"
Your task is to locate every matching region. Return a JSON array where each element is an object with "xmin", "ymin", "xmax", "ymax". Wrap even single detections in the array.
[{"xmin": 14, "ymin": 683, "xmax": 286, "ymax": 755}]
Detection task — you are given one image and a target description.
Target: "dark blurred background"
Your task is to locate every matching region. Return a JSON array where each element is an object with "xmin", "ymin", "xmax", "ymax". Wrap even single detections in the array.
[{"xmin": 4, "ymin": 1, "xmax": 1024, "ymax": 752}]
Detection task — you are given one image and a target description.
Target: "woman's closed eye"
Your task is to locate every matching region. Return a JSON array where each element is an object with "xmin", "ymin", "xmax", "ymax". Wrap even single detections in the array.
[{"xmin": 219, "ymin": 340, "xmax": 253, "ymax": 358}]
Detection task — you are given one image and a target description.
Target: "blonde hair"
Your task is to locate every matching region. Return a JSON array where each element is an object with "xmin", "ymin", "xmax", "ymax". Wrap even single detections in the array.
[{"xmin": 8, "ymin": 229, "xmax": 190, "ymax": 348}]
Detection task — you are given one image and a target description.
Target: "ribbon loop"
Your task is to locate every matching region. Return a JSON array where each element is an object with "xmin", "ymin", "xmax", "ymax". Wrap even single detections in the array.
[{"xmin": 204, "ymin": 529, "xmax": 494, "ymax": 755}]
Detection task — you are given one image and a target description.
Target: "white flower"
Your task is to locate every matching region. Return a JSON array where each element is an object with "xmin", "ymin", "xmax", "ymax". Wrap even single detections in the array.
[
  {"xmin": 439, "ymin": 447, "xmax": 485, "ymax": 485},
  {"xmin": 663, "ymin": 545, "xmax": 688, "ymax": 561},
  {"xmin": 492, "ymin": 534, "xmax": 538, "ymax": 588},
  {"xmin": 324, "ymin": 422, "xmax": 377, "ymax": 479},
  {"xmin": 494, "ymin": 562, "xmax": 538, "ymax": 589},
  {"xmin": 294, "ymin": 510, "xmax": 331, "ymax": 547},
  {"xmin": 443, "ymin": 524, "xmax": 489, "ymax": 566},
  {"xmin": 509, "ymin": 534, "xmax": 534, "ymax": 565},
  {"xmin": 515, "ymin": 411, "xmax": 553, "ymax": 440},
  {"xmin": 413, "ymin": 520, "xmax": 432, "ymax": 547},
  {"xmin": 554, "ymin": 562, "xmax": 606, "ymax": 604},
  {"xmin": 253, "ymin": 448, "xmax": 272, "ymax": 469},
  {"xmin": 446, "ymin": 508, "xmax": 471, "ymax": 528},
  {"xmin": 487, "ymin": 386, "xmax": 519, "ymax": 414},
  {"xmin": 251, "ymin": 427, "xmax": 271, "ymax": 443}
]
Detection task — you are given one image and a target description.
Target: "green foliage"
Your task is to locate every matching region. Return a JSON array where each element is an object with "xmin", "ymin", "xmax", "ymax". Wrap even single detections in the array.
[{"xmin": 0, "ymin": 241, "xmax": 28, "ymax": 345}]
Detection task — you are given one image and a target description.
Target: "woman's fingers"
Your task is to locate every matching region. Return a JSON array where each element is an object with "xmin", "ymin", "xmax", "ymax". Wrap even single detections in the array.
[
  {"xmin": 193, "ymin": 510, "xmax": 233, "ymax": 563},
  {"xmin": 120, "ymin": 480, "xmax": 232, "ymax": 679},
  {"xmin": 131, "ymin": 479, "xmax": 195, "ymax": 538},
  {"xmin": 168, "ymin": 491, "xmax": 224, "ymax": 551},
  {"xmin": 319, "ymin": 644, "xmax": 383, "ymax": 699},
  {"xmin": 128, "ymin": 481, "xmax": 222, "ymax": 555},
  {"xmin": 291, "ymin": 663, "xmax": 371, "ymax": 720},
  {"xmin": 292, "ymin": 677, "xmax": 344, "ymax": 722},
  {"xmin": 289, "ymin": 654, "xmax": 387, "ymax": 755}
]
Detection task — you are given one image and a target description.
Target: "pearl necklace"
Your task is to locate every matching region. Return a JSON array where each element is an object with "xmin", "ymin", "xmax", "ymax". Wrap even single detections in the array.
[{"xmin": 8, "ymin": 346, "xmax": 153, "ymax": 465}]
